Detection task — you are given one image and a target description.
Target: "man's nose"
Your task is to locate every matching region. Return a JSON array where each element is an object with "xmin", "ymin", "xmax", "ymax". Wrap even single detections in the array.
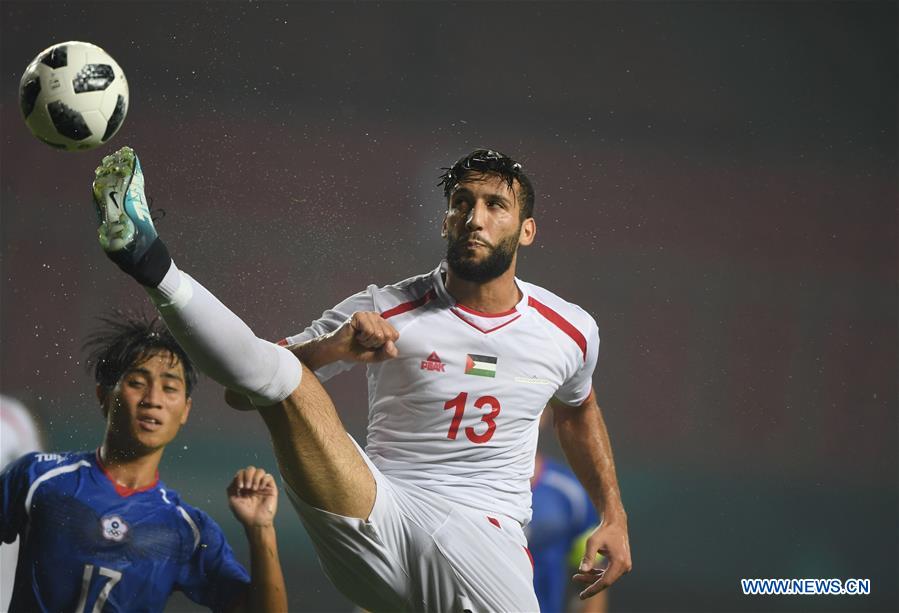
[
  {"xmin": 466, "ymin": 201, "xmax": 487, "ymax": 230},
  {"xmin": 140, "ymin": 384, "xmax": 163, "ymax": 407}
]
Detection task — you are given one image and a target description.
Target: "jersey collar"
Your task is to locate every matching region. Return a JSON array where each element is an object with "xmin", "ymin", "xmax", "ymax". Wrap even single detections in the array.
[
  {"xmin": 433, "ymin": 260, "xmax": 529, "ymax": 314},
  {"xmin": 94, "ymin": 449, "xmax": 160, "ymax": 497}
]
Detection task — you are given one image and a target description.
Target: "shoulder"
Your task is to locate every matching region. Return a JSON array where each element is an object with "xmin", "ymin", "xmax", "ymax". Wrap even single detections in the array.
[
  {"xmin": 1, "ymin": 450, "xmax": 92, "ymax": 512},
  {"xmin": 374, "ymin": 268, "xmax": 440, "ymax": 319},
  {"xmin": 520, "ymin": 280, "xmax": 598, "ymax": 357},
  {"xmin": 171, "ymin": 498, "xmax": 227, "ymax": 544},
  {"xmin": 12, "ymin": 450, "xmax": 91, "ymax": 477}
]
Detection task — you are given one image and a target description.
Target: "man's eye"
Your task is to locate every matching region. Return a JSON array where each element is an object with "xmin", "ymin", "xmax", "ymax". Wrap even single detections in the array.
[
  {"xmin": 127, "ymin": 380, "xmax": 145, "ymax": 388},
  {"xmin": 164, "ymin": 386, "xmax": 179, "ymax": 393}
]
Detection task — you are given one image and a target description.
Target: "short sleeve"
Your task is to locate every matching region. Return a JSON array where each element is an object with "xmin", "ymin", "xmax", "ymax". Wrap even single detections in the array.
[
  {"xmin": 0, "ymin": 452, "xmax": 39, "ymax": 543},
  {"xmin": 553, "ymin": 315, "xmax": 600, "ymax": 406},
  {"xmin": 177, "ymin": 509, "xmax": 250, "ymax": 612},
  {"xmin": 280, "ymin": 286, "xmax": 378, "ymax": 382}
]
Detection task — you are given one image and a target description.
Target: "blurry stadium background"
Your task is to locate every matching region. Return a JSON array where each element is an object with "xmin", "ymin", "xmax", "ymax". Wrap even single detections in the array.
[{"xmin": 1, "ymin": 2, "xmax": 896, "ymax": 611}]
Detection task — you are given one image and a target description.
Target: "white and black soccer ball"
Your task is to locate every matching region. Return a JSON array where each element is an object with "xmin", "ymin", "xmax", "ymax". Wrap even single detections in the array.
[{"xmin": 19, "ymin": 41, "xmax": 129, "ymax": 151}]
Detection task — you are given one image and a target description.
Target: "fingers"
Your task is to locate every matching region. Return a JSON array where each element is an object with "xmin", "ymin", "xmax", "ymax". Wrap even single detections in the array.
[
  {"xmin": 351, "ymin": 312, "xmax": 399, "ymax": 350},
  {"xmin": 379, "ymin": 339, "xmax": 399, "ymax": 360},
  {"xmin": 577, "ymin": 559, "xmax": 622, "ymax": 599},
  {"xmin": 229, "ymin": 466, "xmax": 277, "ymax": 496},
  {"xmin": 579, "ymin": 532, "xmax": 604, "ymax": 573},
  {"xmin": 573, "ymin": 528, "xmax": 632, "ymax": 599}
]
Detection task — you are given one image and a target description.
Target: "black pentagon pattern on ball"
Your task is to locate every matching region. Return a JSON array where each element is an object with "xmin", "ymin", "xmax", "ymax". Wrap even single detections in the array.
[
  {"xmin": 20, "ymin": 75, "xmax": 41, "ymax": 118},
  {"xmin": 102, "ymin": 95, "xmax": 127, "ymax": 142},
  {"xmin": 73, "ymin": 64, "xmax": 115, "ymax": 93},
  {"xmin": 48, "ymin": 101, "xmax": 92, "ymax": 141},
  {"xmin": 40, "ymin": 46, "xmax": 68, "ymax": 69}
]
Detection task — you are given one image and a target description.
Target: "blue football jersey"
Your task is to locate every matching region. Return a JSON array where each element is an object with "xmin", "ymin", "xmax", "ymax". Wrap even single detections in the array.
[
  {"xmin": 526, "ymin": 457, "xmax": 599, "ymax": 613},
  {"xmin": 0, "ymin": 450, "xmax": 249, "ymax": 613}
]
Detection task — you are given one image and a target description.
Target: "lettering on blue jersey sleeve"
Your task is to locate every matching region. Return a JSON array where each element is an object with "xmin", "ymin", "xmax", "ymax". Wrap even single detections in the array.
[{"xmin": 176, "ymin": 507, "xmax": 250, "ymax": 611}]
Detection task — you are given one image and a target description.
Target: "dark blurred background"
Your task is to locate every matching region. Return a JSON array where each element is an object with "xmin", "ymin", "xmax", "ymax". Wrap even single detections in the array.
[{"xmin": 1, "ymin": 2, "xmax": 896, "ymax": 612}]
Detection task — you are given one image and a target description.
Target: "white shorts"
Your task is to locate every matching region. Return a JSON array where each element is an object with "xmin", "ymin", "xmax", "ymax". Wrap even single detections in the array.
[{"xmin": 283, "ymin": 438, "xmax": 538, "ymax": 613}]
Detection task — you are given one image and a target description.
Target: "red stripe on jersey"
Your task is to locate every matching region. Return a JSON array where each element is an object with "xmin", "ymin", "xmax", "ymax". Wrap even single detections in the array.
[
  {"xmin": 381, "ymin": 289, "xmax": 437, "ymax": 319},
  {"xmin": 454, "ymin": 302, "xmax": 518, "ymax": 318},
  {"xmin": 528, "ymin": 296, "xmax": 588, "ymax": 360},
  {"xmin": 95, "ymin": 449, "xmax": 159, "ymax": 497},
  {"xmin": 487, "ymin": 516, "xmax": 501, "ymax": 529},
  {"xmin": 276, "ymin": 338, "xmax": 289, "ymax": 347},
  {"xmin": 524, "ymin": 546, "xmax": 535, "ymax": 569}
]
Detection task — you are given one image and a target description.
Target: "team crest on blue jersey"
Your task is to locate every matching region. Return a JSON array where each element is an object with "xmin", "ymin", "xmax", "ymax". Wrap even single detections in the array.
[{"xmin": 101, "ymin": 515, "xmax": 129, "ymax": 541}]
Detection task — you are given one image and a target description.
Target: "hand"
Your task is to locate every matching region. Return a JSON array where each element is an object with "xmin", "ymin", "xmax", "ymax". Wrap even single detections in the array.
[
  {"xmin": 325, "ymin": 311, "xmax": 400, "ymax": 364},
  {"xmin": 227, "ymin": 466, "xmax": 278, "ymax": 529},
  {"xmin": 572, "ymin": 518, "xmax": 632, "ymax": 599}
]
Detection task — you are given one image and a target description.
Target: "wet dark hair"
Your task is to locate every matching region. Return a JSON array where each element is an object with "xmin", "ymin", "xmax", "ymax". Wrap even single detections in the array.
[
  {"xmin": 438, "ymin": 148, "xmax": 535, "ymax": 220},
  {"xmin": 83, "ymin": 312, "xmax": 198, "ymax": 399}
]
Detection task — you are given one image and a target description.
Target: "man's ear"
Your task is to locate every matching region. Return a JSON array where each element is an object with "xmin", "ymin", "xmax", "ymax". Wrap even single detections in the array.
[
  {"xmin": 441, "ymin": 211, "xmax": 449, "ymax": 238},
  {"xmin": 518, "ymin": 217, "xmax": 537, "ymax": 247}
]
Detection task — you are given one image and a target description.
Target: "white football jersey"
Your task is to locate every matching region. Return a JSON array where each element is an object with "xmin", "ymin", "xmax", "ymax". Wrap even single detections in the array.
[{"xmin": 283, "ymin": 262, "xmax": 599, "ymax": 525}]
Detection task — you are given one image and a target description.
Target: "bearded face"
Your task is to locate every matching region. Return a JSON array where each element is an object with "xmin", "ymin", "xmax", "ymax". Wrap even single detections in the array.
[
  {"xmin": 445, "ymin": 227, "xmax": 520, "ymax": 283},
  {"xmin": 442, "ymin": 172, "xmax": 534, "ymax": 284}
]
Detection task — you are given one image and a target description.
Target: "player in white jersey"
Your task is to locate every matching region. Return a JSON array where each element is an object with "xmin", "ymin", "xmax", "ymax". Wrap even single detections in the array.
[
  {"xmin": 1, "ymin": 395, "xmax": 44, "ymax": 612},
  {"xmin": 280, "ymin": 263, "xmax": 598, "ymax": 527},
  {"xmin": 91, "ymin": 146, "xmax": 632, "ymax": 612}
]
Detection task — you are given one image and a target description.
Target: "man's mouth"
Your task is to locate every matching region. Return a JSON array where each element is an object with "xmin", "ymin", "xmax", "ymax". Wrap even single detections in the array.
[
  {"xmin": 137, "ymin": 416, "xmax": 163, "ymax": 431},
  {"xmin": 461, "ymin": 236, "xmax": 490, "ymax": 249}
]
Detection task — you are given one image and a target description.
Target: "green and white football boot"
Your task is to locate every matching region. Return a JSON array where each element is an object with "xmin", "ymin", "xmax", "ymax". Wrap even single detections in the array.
[{"xmin": 92, "ymin": 146, "xmax": 171, "ymax": 286}]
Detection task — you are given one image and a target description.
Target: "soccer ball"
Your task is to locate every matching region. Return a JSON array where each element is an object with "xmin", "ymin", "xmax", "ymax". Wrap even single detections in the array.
[{"xmin": 19, "ymin": 41, "xmax": 129, "ymax": 151}]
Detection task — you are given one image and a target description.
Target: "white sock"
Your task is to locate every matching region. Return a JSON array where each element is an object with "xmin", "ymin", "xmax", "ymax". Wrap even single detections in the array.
[{"xmin": 146, "ymin": 261, "xmax": 302, "ymax": 406}]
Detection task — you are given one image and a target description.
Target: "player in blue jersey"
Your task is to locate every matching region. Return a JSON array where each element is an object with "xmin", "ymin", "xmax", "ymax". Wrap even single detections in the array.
[
  {"xmin": 0, "ymin": 315, "xmax": 287, "ymax": 613},
  {"xmin": 529, "ymin": 452, "xmax": 609, "ymax": 613}
]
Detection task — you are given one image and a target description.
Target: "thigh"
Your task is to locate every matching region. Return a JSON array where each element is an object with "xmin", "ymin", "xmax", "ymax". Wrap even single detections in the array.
[
  {"xmin": 284, "ymin": 477, "xmax": 412, "ymax": 611},
  {"xmin": 259, "ymin": 364, "xmax": 376, "ymax": 519},
  {"xmin": 283, "ymin": 445, "xmax": 436, "ymax": 612},
  {"xmin": 284, "ymin": 441, "xmax": 538, "ymax": 613}
]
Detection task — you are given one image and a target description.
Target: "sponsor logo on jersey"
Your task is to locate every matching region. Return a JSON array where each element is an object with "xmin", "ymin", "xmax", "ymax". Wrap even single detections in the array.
[
  {"xmin": 465, "ymin": 354, "xmax": 497, "ymax": 377},
  {"xmin": 421, "ymin": 351, "xmax": 446, "ymax": 372},
  {"xmin": 35, "ymin": 453, "xmax": 64, "ymax": 463},
  {"xmin": 101, "ymin": 515, "xmax": 129, "ymax": 541}
]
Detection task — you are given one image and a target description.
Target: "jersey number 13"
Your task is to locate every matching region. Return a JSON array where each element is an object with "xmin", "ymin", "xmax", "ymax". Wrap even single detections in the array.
[{"xmin": 443, "ymin": 392, "xmax": 501, "ymax": 444}]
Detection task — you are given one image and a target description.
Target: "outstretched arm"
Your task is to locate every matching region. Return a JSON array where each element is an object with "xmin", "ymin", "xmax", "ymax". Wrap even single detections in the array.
[
  {"xmin": 226, "ymin": 467, "xmax": 287, "ymax": 613},
  {"xmin": 225, "ymin": 311, "xmax": 399, "ymax": 411},
  {"xmin": 289, "ymin": 311, "xmax": 399, "ymax": 370},
  {"xmin": 551, "ymin": 390, "xmax": 632, "ymax": 599}
]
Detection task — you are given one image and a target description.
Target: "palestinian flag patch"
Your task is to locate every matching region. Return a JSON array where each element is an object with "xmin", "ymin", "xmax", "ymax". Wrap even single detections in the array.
[{"xmin": 465, "ymin": 354, "xmax": 498, "ymax": 378}]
